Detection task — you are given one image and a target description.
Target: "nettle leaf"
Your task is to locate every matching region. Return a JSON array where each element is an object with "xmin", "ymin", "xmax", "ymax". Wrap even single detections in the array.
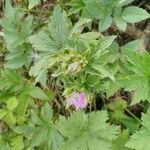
[
  {"xmin": 126, "ymin": 109, "xmax": 150, "ymax": 150},
  {"xmin": 58, "ymin": 110, "xmax": 119, "ymax": 150},
  {"xmin": 122, "ymin": 6, "xmax": 150, "ymax": 23},
  {"xmin": 118, "ymin": 51, "xmax": 150, "ymax": 104}
]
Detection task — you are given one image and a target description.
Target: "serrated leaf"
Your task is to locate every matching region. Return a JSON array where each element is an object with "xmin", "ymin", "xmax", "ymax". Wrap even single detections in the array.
[
  {"xmin": 108, "ymin": 98, "xmax": 127, "ymax": 121},
  {"xmin": 112, "ymin": 130, "xmax": 131, "ymax": 150},
  {"xmin": 118, "ymin": 51, "xmax": 150, "ymax": 104},
  {"xmin": 126, "ymin": 109, "xmax": 150, "ymax": 150},
  {"xmin": 0, "ymin": 69, "xmax": 23, "ymax": 92},
  {"xmin": 3, "ymin": 112, "xmax": 16, "ymax": 125},
  {"xmin": 15, "ymin": 88, "xmax": 30, "ymax": 122},
  {"xmin": 122, "ymin": 6, "xmax": 150, "ymax": 23},
  {"xmin": 29, "ymin": 31, "xmax": 58, "ymax": 52},
  {"xmin": 0, "ymin": 109, "xmax": 8, "ymax": 119},
  {"xmin": 49, "ymin": 5, "xmax": 69, "ymax": 49},
  {"xmin": 92, "ymin": 65, "xmax": 115, "ymax": 81},
  {"xmin": 29, "ymin": 86, "xmax": 49, "ymax": 100},
  {"xmin": 29, "ymin": 103, "xmax": 64, "ymax": 149},
  {"xmin": 58, "ymin": 110, "xmax": 119, "ymax": 150},
  {"xmin": 69, "ymin": 18, "xmax": 91, "ymax": 37},
  {"xmin": 94, "ymin": 36, "xmax": 116, "ymax": 58},
  {"xmin": 10, "ymin": 136, "xmax": 24, "ymax": 150},
  {"xmin": 7, "ymin": 97, "xmax": 18, "ymax": 111}
]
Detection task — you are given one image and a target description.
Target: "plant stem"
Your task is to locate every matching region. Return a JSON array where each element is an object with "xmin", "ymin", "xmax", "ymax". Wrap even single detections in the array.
[{"xmin": 125, "ymin": 108, "xmax": 142, "ymax": 125}]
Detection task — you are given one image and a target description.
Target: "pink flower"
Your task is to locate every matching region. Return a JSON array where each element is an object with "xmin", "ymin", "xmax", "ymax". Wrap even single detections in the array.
[{"xmin": 66, "ymin": 92, "xmax": 87, "ymax": 109}]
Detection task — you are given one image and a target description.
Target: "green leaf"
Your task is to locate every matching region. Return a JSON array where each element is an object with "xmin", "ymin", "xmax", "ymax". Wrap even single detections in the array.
[
  {"xmin": 112, "ymin": 130, "xmax": 131, "ymax": 150},
  {"xmin": 10, "ymin": 136, "xmax": 24, "ymax": 150},
  {"xmin": 7, "ymin": 97, "xmax": 18, "ymax": 111},
  {"xmin": 0, "ymin": 69, "xmax": 23, "ymax": 92},
  {"xmin": 108, "ymin": 98, "xmax": 140, "ymax": 132},
  {"xmin": 4, "ymin": 54, "xmax": 27, "ymax": 69},
  {"xmin": 4, "ymin": 0, "xmax": 14, "ymax": 18},
  {"xmin": 58, "ymin": 110, "xmax": 119, "ymax": 150},
  {"xmin": 122, "ymin": 39, "xmax": 144, "ymax": 51},
  {"xmin": 68, "ymin": 0, "xmax": 85, "ymax": 15},
  {"xmin": 0, "ymin": 109, "xmax": 8, "ymax": 119},
  {"xmin": 114, "ymin": 16, "xmax": 127, "ymax": 31},
  {"xmin": 99, "ymin": 16, "xmax": 112, "ymax": 32},
  {"xmin": 40, "ymin": 103, "xmax": 53, "ymax": 122},
  {"xmin": 113, "ymin": 7, "xmax": 127, "ymax": 31},
  {"xmin": 121, "ymin": 117, "xmax": 140, "ymax": 133},
  {"xmin": 29, "ymin": 103, "xmax": 64, "ymax": 149},
  {"xmin": 49, "ymin": 5, "xmax": 69, "ymax": 49},
  {"xmin": 79, "ymin": 32, "xmax": 101, "ymax": 41},
  {"xmin": 3, "ymin": 112, "xmax": 16, "ymax": 125},
  {"xmin": 28, "ymin": 0, "xmax": 41, "ymax": 9},
  {"xmin": 126, "ymin": 109, "xmax": 150, "ymax": 150},
  {"xmin": 20, "ymin": 15, "xmax": 33, "ymax": 39},
  {"xmin": 92, "ymin": 65, "xmax": 115, "ymax": 81},
  {"xmin": 108, "ymin": 98, "xmax": 127, "ymax": 121},
  {"xmin": 106, "ymin": 82, "xmax": 120, "ymax": 98},
  {"xmin": 29, "ymin": 31, "xmax": 58, "ymax": 52},
  {"xmin": 118, "ymin": 51, "xmax": 150, "ymax": 104},
  {"xmin": 69, "ymin": 18, "xmax": 91, "ymax": 37},
  {"xmin": 117, "ymin": 0, "xmax": 134, "ymax": 7},
  {"xmin": 15, "ymin": 87, "xmax": 30, "ymax": 122},
  {"xmin": 29, "ymin": 55, "xmax": 51, "ymax": 84},
  {"xmin": 29, "ymin": 86, "xmax": 49, "ymax": 100},
  {"xmin": 94, "ymin": 36, "xmax": 116, "ymax": 58},
  {"xmin": 119, "ymin": 75, "xmax": 150, "ymax": 104},
  {"xmin": 122, "ymin": 6, "xmax": 150, "ymax": 23}
]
